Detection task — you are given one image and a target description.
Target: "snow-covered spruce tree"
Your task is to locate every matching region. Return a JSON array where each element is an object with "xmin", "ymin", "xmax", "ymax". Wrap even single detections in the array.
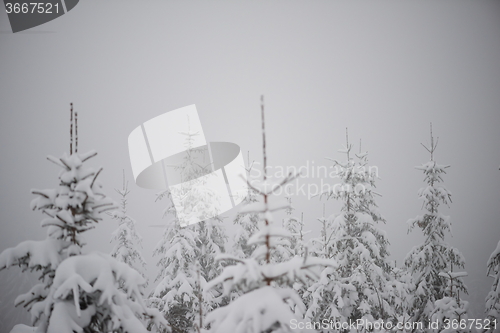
[
  {"xmin": 109, "ymin": 171, "xmax": 147, "ymax": 282},
  {"xmin": 304, "ymin": 131, "xmax": 392, "ymax": 327},
  {"xmin": 404, "ymin": 124, "xmax": 467, "ymax": 330},
  {"xmin": 150, "ymin": 205, "xmax": 226, "ymax": 333},
  {"xmin": 149, "ymin": 124, "xmax": 227, "ymax": 333},
  {"xmin": 149, "ymin": 197, "xmax": 219, "ymax": 332},
  {"xmin": 354, "ymin": 140, "xmax": 399, "ymax": 322},
  {"xmin": 308, "ymin": 204, "xmax": 333, "ymax": 260},
  {"xmin": 204, "ymin": 96, "xmax": 333, "ymax": 333},
  {"xmin": 304, "ymin": 205, "xmax": 342, "ymax": 328},
  {"xmin": 0, "ymin": 105, "xmax": 167, "ymax": 333},
  {"xmin": 282, "ymin": 198, "xmax": 309, "ymax": 259},
  {"xmin": 484, "ymin": 240, "xmax": 500, "ymax": 332},
  {"xmin": 148, "ymin": 197, "xmax": 199, "ymax": 333},
  {"xmin": 281, "ymin": 199, "xmax": 313, "ymax": 305}
]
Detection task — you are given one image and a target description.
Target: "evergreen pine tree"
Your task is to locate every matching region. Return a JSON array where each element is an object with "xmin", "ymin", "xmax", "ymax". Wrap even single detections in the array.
[
  {"xmin": 204, "ymin": 96, "xmax": 332, "ymax": 333},
  {"xmin": 0, "ymin": 104, "xmax": 167, "ymax": 333},
  {"xmin": 149, "ymin": 124, "xmax": 227, "ymax": 333},
  {"xmin": 109, "ymin": 171, "xmax": 147, "ymax": 281},
  {"xmin": 282, "ymin": 200, "xmax": 312, "ymax": 305},
  {"xmin": 404, "ymin": 124, "xmax": 467, "ymax": 331},
  {"xmin": 282, "ymin": 198, "xmax": 309, "ymax": 259},
  {"xmin": 309, "ymin": 204, "xmax": 333, "ymax": 260},
  {"xmin": 304, "ymin": 130, "xmax": 392, "ymax": 327},
  {"xmin": 149, "ymin": 201, "xmax": 207, "ymax": 333}
]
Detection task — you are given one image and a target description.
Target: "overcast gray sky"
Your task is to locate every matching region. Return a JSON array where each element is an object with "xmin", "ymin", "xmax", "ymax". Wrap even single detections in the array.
[{"xmin": 1, "ymin": 1, "xmax": 499, "ymax": 330}]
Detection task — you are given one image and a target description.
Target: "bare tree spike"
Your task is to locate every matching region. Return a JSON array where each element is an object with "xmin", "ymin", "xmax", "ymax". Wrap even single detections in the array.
[
  {"xmin": 345, "ymin": 127, "xmax": 352, "ymax": 212},
  {"xmin": 261, "ymin": 95, "xmax": 267, "ymax": 181},
  {"xmin": 430, "ymin": 122, "xmax": 433, "ymax": 160},
  {"xmin": 260, "ymin": 95, "xmax": 271, "ymax": 271},
  {"xmin": 70, "ymin": 103, "xmax": 73, "ymax": 155},
  {"xmin": 421, "ymin": 122, "xmax": 439, "ymax": 161},
  {"xmin": 75, "ymin": 110, "xmax": 78, "ymax": 153},
  {"xmin": 245, "ymin": 150, "xmax": 255, "ymax": 173},
  {"xmin": 345, "ymin": 127, "xmax": 351, "ymax": 160},
  {"xmin": 122, "ymin": 169, "xmax": 127, "ymax": 192}
]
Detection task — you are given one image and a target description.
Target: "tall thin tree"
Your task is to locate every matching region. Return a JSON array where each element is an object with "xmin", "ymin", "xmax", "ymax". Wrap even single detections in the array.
[
  {"xmin": 404, "ymin": 123, "xmax": 467, "ymax": 331},
  {"xmin": 204, "ymin": 96, "xmax": 332, "ymax": 333}
]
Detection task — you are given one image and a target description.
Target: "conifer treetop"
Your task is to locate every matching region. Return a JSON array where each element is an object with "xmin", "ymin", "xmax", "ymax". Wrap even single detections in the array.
[{"xmin": 205, "ymin": 96, "xmax": 333, "ymax": 333}]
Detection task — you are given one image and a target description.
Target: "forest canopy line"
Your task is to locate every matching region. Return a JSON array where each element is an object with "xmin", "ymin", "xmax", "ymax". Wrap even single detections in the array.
[{"xmin": 0, "ymin": 101, "xmax": 498, "ymax": 333}]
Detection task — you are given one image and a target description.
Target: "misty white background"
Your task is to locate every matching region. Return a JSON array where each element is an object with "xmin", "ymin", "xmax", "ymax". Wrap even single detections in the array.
[{"xmin": 0, "ymin": 1, "xmax": 499, "ymax": 330}]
